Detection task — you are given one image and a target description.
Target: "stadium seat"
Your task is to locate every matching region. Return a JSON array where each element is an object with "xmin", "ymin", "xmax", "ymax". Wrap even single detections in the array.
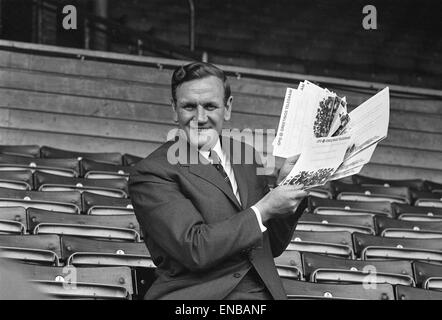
[
  {"xmin": 0, "ymin": 170, "xmax": 33, "ymax": 190},
  {"xmin": 16, "ymin": 262, "xmax": 133, "ymax": 299},
  {"xmin": 392, "ymin": 203, "xmax": 442, "ymax": 221},
  {"xmin": 0, "ymin": 145, "xmax": 40, "ymax": 158},
  {"xmin": 0, "ymin": 207, "xmax": 27, "ymax": 235},
  {"xmin": 0, "ymin": 234, "xmax": 61, "ymax": 265},
  {"xmin": 122, "ymin": 154, "xmax": 143, "ymax": 166},
  {"xmin": 34, "ymin": 172, "xmax": 128, "ymax": 198},
  {"xmin": 282, "ymin": 278, "xmax": 394, "ymax": 300},
  {"xmin": 302, "ymin": 252, "xmax": 414, "ymax": 286},
  {"xmin": 80, "ymin": 159, "xmax": 135, "ymax": 179},
  {"xmin": 334, "ymin": 182, "xmax": 410, "ymax": 204},
  {"xmin": 131, "ymin": 266, "xmax": 157, "ymax": 300},
  {"xmin": 0, "ymin": 154, "xmax": 80, "ymax": 177},
  {"xmin": 352, "ymin": 175, "xmax": 427, "ymax": 192},
  {"xmin": 40, "ymin": 146, "xmax": 122, "ymax": 165},
  {"xmin": 289, "ymin": 231, "xmax": 354, "ymax": 258},
  {"xmin": 375, "ymin": 216, "xmax": 442, "ymax": 239},
  {"xmin": 296, "ymin": 213, "xmax": 375, "ymax": 234},
  {"xmin": 413, "ymin": 261, "xmax": 442, "ymax": 291},
  {"xmin": 308, "ymin": 196, "xmax": 393, "ymax": 217},
  {"xmin": 82, "ymin": 192, "xmax": 134, "ymax": 215},
  {"xmin": 307, "ymin": 182, "xmax": 334, "ymax": 199},
  {"xmin": 353, "ymin": 233, "xmax": 442, "ymax": 262},
  {"xmin": 411, "ymin": 190, "xmax": 442, "ymax": 208},
  {"xmin": 425, "ymin": 181, "xmax": 442, "ymax": 194},
  {"xmin": 395, "ymin": 285, "xmax": 442, "ymax": 300},
  {"xmin": 27, "ymin": 208, "xmax": 141, "ymax": 241},
  {"xmin": 61, "ymin": 236, "xmax": 154, "ymax": 268},
  {"xmin": 0, "ymin": 188, "xmax": 82, "ymax": 213},
  {"xmin": 273, "ymin": 250, "xmax": 303, "ymax": 280}
]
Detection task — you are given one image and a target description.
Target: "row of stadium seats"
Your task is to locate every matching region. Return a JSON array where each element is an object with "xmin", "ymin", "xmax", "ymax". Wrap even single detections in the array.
[
  {"xmin": 0, "ymin": 189, "xmax": 133, "ymax": 215},
  {"xmin": 0, "ymin": 145, "xmax": 142, "ymax": 166}
]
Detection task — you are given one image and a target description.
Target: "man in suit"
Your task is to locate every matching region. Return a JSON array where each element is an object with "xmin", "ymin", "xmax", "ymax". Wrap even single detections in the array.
[{"xmin": 129, "ymin": 62, "xmax": 307, "ymax": 300}]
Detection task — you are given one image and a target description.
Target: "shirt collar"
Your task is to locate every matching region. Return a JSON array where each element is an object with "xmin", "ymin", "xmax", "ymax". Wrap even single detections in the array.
[{"xmin": 199, "ymin": 138, "xmax": 223, "ymax": 163}]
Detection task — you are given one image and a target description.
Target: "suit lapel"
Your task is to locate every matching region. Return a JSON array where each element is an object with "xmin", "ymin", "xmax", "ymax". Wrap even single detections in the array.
[
  {"xmin": 231, "ymin": 162, "xmax": 249, "ymax": 209},
  {"xmin": 179, "ymin": 139, "xmax": 243, "ymax": 210}
]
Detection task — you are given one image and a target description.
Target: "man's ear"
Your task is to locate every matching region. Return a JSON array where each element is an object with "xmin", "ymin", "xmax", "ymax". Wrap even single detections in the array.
[
  {"xmin": 171, "ymin": 99, "xmax": 179, "ymax": 123},
  {"xmin": 224, "ymin": 95, "xmax": 233, "ymax": 121}
]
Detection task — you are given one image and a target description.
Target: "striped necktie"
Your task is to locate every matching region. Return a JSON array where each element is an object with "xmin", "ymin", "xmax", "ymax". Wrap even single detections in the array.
[{"xmin": 209, "ymin": 150, "xmax": 233, "ymax": 191}]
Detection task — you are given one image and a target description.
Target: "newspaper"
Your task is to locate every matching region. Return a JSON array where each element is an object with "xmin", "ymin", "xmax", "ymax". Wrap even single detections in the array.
[{"xmin": 274, "ymin": 83, "xmax": 389, "ymax": 189}]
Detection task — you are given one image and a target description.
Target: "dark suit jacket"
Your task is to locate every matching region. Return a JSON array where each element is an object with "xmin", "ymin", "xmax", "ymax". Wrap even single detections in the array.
[{"xmin": 128, "ymin": 138, "xmax": 307, "ymax": 300}]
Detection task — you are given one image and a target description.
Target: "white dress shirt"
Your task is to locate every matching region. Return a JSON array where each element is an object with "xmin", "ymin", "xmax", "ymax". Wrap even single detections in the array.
[{"xmin": 199, "ymin": 139, "xmax": 267, "ymax": 233}]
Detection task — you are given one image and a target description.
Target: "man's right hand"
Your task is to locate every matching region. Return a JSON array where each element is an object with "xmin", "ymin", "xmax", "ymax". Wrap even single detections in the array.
[{"xmin": 254, "ymin": 185, "xmax": 307, "ymax": 224}]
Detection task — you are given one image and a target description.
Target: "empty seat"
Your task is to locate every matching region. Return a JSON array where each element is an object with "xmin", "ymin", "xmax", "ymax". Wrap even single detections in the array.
[
  {"xmin": 282, "ymin": 278, "xmax": 394, "ymax": 300},
  {"xmin": 302, "ymin": 252, "xmax": 414, "ymax": 286},
  {"xmin": 28, "ymin": 208, "xmax": 141, "ymax": 241},
  {"xmin": 308, "ymin": 196, "xmax": 393, "ymax": 217},
  {"xmin": 413, "ymin": 261, "xmax": 442, "ymax": 291},
  {"xmin": 333, "ymin": 181, "xmax": 410, "ymax": 204},
  {"xmin": 0, "ymin": 234, "xmax": 61, "ymax": 265},
  {"xmin": 0, "ymin": 170, "xmax": 33, "ymax": 190},
  {"xmin": 395, "ymin": 285, "xmax": 442, "ymax": 300},
  {"xmin": 0, "ymin": 188, "xmax": 82, "ymax": 213},
  {"xmin": 296, "ymin": 213, "xmax": 375, "ymax": 234},
  {"xmin": 17, "ymin": 262, "xmax": 133, "ymax": 299},
  {"xmin": 0, "ymin": 145, "xmax": 40, "ymax": 158},
  {"xmin": 425, "ymin": 181, "xmax": 442, "ymax": 194},
  {"xmin": 289, "ymin": 231, "xmax": 354, "ymax": 258},
  {"xmin": 80, "ymin": 159, "xmax": 135, "ymax": 179},
  {"xmin": 0, "ymin": 207, "xmax": 27, "ymax": 235},
  {"xmin": 375, "ymin": 216, "xmax": 442, "ymax": 239},
  {"xmin": 273, "ymin": 250, "xmax": 303, "ymax": 280},
  {"xmin": 82, "ymin": 192, "xmax": 133, "ymax": 215},
  {"xmin": 61, "ymin": 236, "xmax": 154, "ymax": 268},
  {"xmin": 0, "ymin": 154, "xmax": 79, "ymax": 177},
  {"xmin": 41, "ymin": 146, "xmax": 122, "ymax": 165},
  {"xmin": 352, "ymin": 175, "xmax": 427, "ymax": 192},
  {"xmin": 34, "ymin": 172, "xmax": 128, "ymax": 198},
  {"xmin": 353, "ymin": 233, "xmax": 442, "ymax": 262},
  {"xmin": 122, "ymin": 154, "xmax": 143, "ymax": 166},
  {"xmin": 392, "ymin": 203, "xmax": 442, "ymax": 221},
  {"xmin": 411, "ymin": 190, "xmax": 442, "ymax": 208}
]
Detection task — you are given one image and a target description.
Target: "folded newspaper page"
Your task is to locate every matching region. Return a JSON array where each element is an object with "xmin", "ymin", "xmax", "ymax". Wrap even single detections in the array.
[{"xmin": 274, "ymin": 83, "xmax": 389, "ymax": 189}]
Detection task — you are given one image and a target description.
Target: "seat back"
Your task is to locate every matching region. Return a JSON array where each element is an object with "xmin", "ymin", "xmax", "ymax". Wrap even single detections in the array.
[
  {"xmin": 392, "ymin": 203, "xmax": 442, "ymax": 221},
  {"xmin": 82, "ymin": 192, "xmax": 134, "ymax": 215},
  {"xmin": 352, "ymin": 175, "xmax": 427, "ymax": 192},
  {"xmin": 40, "ymin": 146, "xmax": 122, "ymax": 165},
  {"xmin": 297, "ymin": 213, "xmax": 375, "ymax": 234},
  {"xmin": 0, "ymin": 207, "xmax": 27, "ymax": 235},
  {"xmin": 289, "ymin": 231, "xmax": 354, "ymax": 258},
  {"xmin": 273, "ymin": 250, "xmax": 303, "ymax": 280},
  {"xmin": 0, "ymin": 234, "xmax": 61, "ymax": 265},
  {"xmin": 282, "ymin": 278, "xmax": 394, "ymax": 300},
  {"xmin": 413, "ymin": 261, "xmax": 442, "ymax": 289},
  {"xmin": 61, "ymin": 236, "xmax": 153, "ymax": 268},
  {"xmin": 375, "ymin": 216, "xmax": 442, "ymax": 238},
  {"xmin": 395, "ymin": 285, "xmax": 442, "ymax": 300},
  {"xmin": 308, "ymin": 197, "xmax": 393, "ymax": 218},
  {"xmin": 0, "ymin": 145, "xmax": 40, "ymax": 158},
  {"xmin": 0, "ymin": 170, "xmax": 34, "ymax": 190}
]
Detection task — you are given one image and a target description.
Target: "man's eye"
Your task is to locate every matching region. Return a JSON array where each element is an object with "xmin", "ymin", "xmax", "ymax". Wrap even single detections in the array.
[
  {"xmin": 182, "ymin": 105, "xmax": 195, "ymax": 111},
  {"xmin": 205, "ymin": 104, "xmax": 217, "ymax": 111}
]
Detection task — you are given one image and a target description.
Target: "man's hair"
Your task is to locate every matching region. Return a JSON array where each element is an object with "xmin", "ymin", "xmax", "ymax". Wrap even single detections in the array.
[{"xmin": 171, "ymin": 61, "xmax": 231, "ymax": 104}]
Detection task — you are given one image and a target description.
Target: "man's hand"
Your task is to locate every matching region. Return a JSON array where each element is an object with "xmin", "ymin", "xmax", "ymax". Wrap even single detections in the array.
[
  {"xmin": 254, "ymin": 184, "xmax": 307, "ymax": 224},
  {"xmin": 276, "ymin": 155, "xmax": 300, "ymax": 185}
]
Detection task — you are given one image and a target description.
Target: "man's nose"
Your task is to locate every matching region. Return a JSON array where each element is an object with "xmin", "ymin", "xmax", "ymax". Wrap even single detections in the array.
[{"xmin": 196, "ymin": 105, "xmax": 208, "ymax": 123}]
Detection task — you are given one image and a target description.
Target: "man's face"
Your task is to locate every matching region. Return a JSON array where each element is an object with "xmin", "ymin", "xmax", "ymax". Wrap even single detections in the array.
[{"xmin": 173, "ymin": 76, "xmax": 232, "ymax": 149}]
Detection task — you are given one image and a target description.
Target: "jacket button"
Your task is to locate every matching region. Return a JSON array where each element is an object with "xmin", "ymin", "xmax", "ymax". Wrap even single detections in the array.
[{"xmin": 233, "ymin": 272, "xmax": 241, "ymax": 278}]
